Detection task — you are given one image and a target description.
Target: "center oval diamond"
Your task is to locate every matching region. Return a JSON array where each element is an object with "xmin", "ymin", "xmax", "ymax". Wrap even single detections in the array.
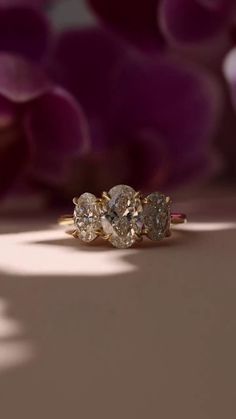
[{"xmin": 101, "ymin": 185, "xmax": 143, "ymax": 248}]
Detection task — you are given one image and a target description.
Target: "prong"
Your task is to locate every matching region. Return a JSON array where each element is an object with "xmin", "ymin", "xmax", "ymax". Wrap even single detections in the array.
[
  {"xmin": 72, "ymin": 230, "xmax": 79, "ymax": 238},
  {"xmin": 102, "ymin": 234, "xmax": 112, "ymax": 241},
  {"xmin": 102, "ymin": 191, "xmax": 111, "ymax": 202},
  {"xmin": 142, "ymin": 197, "xmax": 149, "ymax": 205},
  {"xmin": 96, "ymin": 229, "xmax": 112, "ymax": 241},
  {"xmin": 135, "ymin": 233, "xmax": 143, "ymax": 242},
  {"xmin": 165, "ymin": 229, "xmax": 171, "ymax": 238},
  {"xmin": 134, "ymin": 191, "xmax": 141, "ymax": 199},
  {"xmin": 142, "ymin": 227, "xmax": 149, "ymax": 236},
  {"xmin": 66, "ymin": 229, "xmax": 78, "ymax": 238},
  {"xmin": 95, "ymin": 230, "xmax": 112, "ymax": 241},
  {"xmin": 73, "ymin": 197, "xmax": 79, "ymax": 205},
  {"xmin": 65, "ymin": 229, "xmax": 75, "ymax": 236}
]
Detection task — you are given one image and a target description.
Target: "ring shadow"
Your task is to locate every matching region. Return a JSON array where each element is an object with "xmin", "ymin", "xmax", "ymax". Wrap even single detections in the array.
[{"xmin": 32, "ymin": 228, "xmax": 195, "ymax": 252}]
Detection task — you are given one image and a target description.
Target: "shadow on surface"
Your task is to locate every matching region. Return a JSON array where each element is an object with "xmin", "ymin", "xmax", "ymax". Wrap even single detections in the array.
[
  {"xmin": 0, "ymin": 222, "xmax": 236, "ymax": 419},
  {"xmin": 34, "ymin": 229, "xmax": 190, "ymax": 251},
  {"xmin": 1, "ymin": 187, "xmax": 236, "ymax": 418}
]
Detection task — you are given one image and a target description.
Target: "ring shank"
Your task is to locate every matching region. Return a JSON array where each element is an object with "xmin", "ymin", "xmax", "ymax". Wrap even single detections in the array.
[
  {"xmin": 170, "ymin": 213, "xmax": 187, "ymax": 224},
  {"xmin": 59, "ymin": 213, "xmax": 187, "ymax": 226},
  {"xmin": 58, "ymin": 215, "xmax": 74, "ymax": 226}
]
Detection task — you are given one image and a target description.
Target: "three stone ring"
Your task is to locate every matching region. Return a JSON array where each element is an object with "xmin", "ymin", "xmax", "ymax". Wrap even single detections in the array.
[{"xmin": 59, "ymin": 184, "xmax": 187, "ymax": 249}]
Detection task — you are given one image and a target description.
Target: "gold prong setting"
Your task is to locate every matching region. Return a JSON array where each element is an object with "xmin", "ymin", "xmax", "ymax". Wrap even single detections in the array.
[
  {"xmin": 72, "ymin": 230, "xmax": 79, "ymax": 239},
  {"xmin": 60, "ymin": 185, "xmax": 186, "ymax": 248},
  {"xmin": 72, "ymin": 197, "xmax": 79, "ymax": 205},
  {"xmin": 102, "ymin": 191, "xmax": 111, "ymax": 202}
]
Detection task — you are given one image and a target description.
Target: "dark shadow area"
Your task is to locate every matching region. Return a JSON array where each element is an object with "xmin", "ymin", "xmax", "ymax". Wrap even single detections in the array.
[
  {"xmin": 34, "ymin": 229, "xmax": 190, "ymax": 251},
  {"xmin": 0, "ymin": 216, "xmax": 54, "ymax": 235}
]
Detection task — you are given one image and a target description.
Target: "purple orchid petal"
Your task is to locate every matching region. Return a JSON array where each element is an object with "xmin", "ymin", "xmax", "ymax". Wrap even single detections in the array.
[
  {"xmin": 222, "ymin": 48, "xmax": 236, "ymax": 173},
  {"xmin": 0, "ymin": 6, "xmax": 51, "ymax": 60},
  {"xmin": 0, "ymin": 53, "xmax": 51, "ymax": 102},
  {"xmin": 216, "ymin": 95, "xmax": 236, "ymax": 176},
  {"xmin": 118, "ymin": 129, "xmax": 170, "ymax": 190},
  {"xmin": 54, "ymin": 27, "xmax": 222, "ymax": 188},
  {"xmin": 53, "ymin": 27, "xmax": 128, "ymax": 119},
  {"xmin": 111, "ymin": 54, "xmax": 221, "ymax": 151},
  {"xmin": 50, "ymin": 130, "xmax": 169, "ymax": 198},
  {"xmin": 223, "ymin": 47, "xmax": 236, "ymax": 108},
  {"xmin": 108, "ymin": 53, "xmax": 222, "ymax": 184},
  {"xmin": 0, "ymin": 95, "xmax": 17, "ymax": 128},
  {"xmin": 0, "ymin": 1, "xmax": 51, "ymax": 6},
  {"xmin": 160, "ymin": 0, "xmax": 235, "ymax": 44},
  {"xmin": 0, "ymin": 92, "xmax": 32, "ymax": 195},
  {"xmin": 87, "ymin": 0, "xmax": 162, "ymax": 42},
  {"xmin": 24, "ymin": 87, "xmax": 90, "ymax": 184},
  {"xmin": 0, "ymin": 130, "xmax": 30, "ymax": 196}
]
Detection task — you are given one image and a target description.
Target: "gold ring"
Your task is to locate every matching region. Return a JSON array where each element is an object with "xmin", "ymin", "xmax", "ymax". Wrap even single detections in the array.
[{"xmin": 59, "ymin": 184, "xmax": 187, "ymax": 249}]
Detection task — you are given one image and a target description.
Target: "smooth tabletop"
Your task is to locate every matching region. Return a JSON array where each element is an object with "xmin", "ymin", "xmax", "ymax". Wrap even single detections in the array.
[{"xmin": 0, "ymin": 186, "xmax": 236, "ymax": 418}]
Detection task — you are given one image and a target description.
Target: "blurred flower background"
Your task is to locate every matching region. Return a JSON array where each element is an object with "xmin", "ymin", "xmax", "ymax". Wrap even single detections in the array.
[{"xmin": 0, "ymin": 0, "xmax": 236, "ymax": 205}]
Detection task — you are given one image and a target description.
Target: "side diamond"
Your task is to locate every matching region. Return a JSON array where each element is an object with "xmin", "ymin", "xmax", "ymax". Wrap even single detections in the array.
[
  {"xmin": 143, "ymin": 192, "xmax": 171, "ymax": 241},
  {"xmin": 74, "ymin": 193, "xmax": 101, "ymax": 242}
]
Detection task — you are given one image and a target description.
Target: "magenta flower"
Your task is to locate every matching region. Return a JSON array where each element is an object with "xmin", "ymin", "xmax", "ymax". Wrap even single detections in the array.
[
  {"xmin": 221, "ymin": 47, "xmax": 236, "ymax": 175},
  {"xmin": 87, "ymin": 0, "xmax": 158, "ymax": 34},
  {"xmin": 0, "ymin": 5, "xmax": 87, "ymax": 197},
  {"xmin": 224, "ymin": 48, "xmax": 236, "ymax": 108},
  {"xmin": 87, "ymin": 0, "xmax": 164, "ymax": 48},
  {"xmin": 0, "ymin": 5, "xmax": 223, "ymax": 200},
  {"xmin": 160, "ymin": 0, "xmax": 236, "ymax": 44},
  {"xmin": 0, "ymin": 0, "xmax": 54, "ymax": 7},
  {"xmin": 0, "ymin": 54, "xmax": 87, "ymax": 197},
  {"xmin": 0, "ymin": 3, "xmax": 51, "ymax": 60},
  {"xmin": 51, "ymin": 27, "xmax": 221, "ymax": 195},
  {"xmin": 88, "ymin": 0, "xmax": 236, "ymax": 46}
]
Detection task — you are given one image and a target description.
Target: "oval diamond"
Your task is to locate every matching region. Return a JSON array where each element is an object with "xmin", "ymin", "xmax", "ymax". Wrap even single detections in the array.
[
  {"xmin": 143, "ymin": 192, "xmax": 171, "ymax": 241},
  {"xmin": 74, "ymin": 193, "xmax": 101, "ymax": 242},
  {"xmin": 101, "ymin": 185, "xmax": 143, "ymax": 249}
]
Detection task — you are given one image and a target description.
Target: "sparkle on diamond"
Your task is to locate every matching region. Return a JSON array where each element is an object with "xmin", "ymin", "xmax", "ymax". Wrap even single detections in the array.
[
  {"xmin": 74, "ymin": 193, "xmax": 101, "ymax": 242},
  {"xmin": 143, "ymin": 192, "xmax": 171, "ymax": 241},
  {"xmin": 101, "ymin": 185, "xmax": 143, "ymax": 248}
]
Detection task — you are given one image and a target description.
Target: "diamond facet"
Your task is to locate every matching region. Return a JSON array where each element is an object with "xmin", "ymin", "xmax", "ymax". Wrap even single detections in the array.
[
  {"xmin": 74, "ymin": 193, "xmax": 101, "ymax": 242},
  {"xmin": 143, "ymin": 192, "xmax": 171, "ymax": 241},
  {"xmin": 101, "ymin": 185, "xmax": 143, "ymax": 248}
]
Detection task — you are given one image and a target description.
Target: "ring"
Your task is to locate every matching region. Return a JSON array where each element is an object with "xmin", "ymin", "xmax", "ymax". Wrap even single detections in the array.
[{"xmin": 59, "ymin": 184, "xmax": 187, "ymax": 249}]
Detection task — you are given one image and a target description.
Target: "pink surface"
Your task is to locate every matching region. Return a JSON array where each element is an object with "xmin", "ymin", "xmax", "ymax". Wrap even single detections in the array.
[{"xmin": 0, "ymin": 186, "xmax": 236, "ymax": 418}]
